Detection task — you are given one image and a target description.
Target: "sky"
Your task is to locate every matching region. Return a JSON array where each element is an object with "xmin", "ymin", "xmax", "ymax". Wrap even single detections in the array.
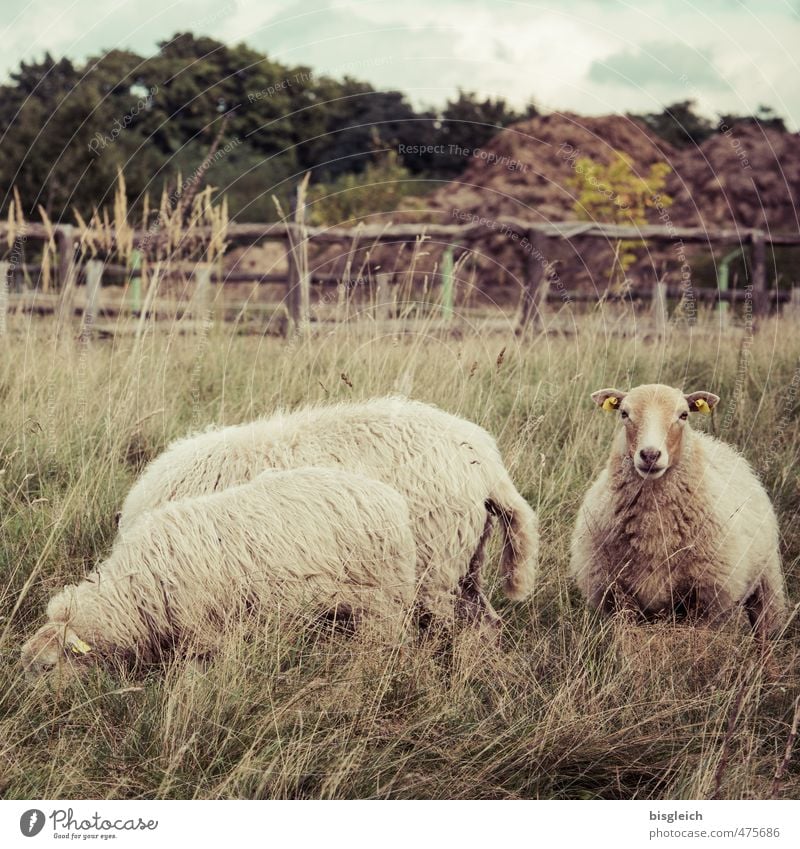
[{"xmin": 2, "ymin": 0, "xmax": 799, "ymax": 127}]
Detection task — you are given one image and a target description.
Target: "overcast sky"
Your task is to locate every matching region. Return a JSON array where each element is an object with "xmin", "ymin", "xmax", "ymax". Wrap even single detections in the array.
[{"xmin": 3, "ymin": 0, "xmax": 799, "ymax": 127}]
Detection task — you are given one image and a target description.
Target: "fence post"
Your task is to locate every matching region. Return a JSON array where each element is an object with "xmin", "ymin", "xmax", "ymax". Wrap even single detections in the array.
[
  {"xmin": 129, "ymin": 248, "xmax": 143, "ymax": 315},
  {"xmin": 285, "ymin": 223, "xmax": 310, "ymax": 334},
  {"xmin": 651, "ymin": 281, "xmax": 667, "ymax": 337},
  {"xmin": 135, "ymin": 262, "xmax": 162, "ymax": 340},
  {"xmin": 716, "ymin": 247, "xmax": 741, "ymax": 328},
  {"xmin": 786, "ymin": 287, "xmax": 800, "ymax": 320},
  {"xmin": 335, "ymin": 274, "xmax": 348, "ymax": 324},
  {"xmin": 56, "ymin": 225, "xmax": 77, "ymax": 330},
  {"xmin": 517, "ymin": 229, "xmax": 548, "ymax": 333},
  {"xmin": 285, "ymin": 228, "xmax": 299, "ymax": 334},
  {"xmin": 0, "ymin": 261, "xmax": 9, "ymax": 337},
  {"xmin": 283, "ymin": 179, "xmax": 311, "ymax": 335},
  {"xmin": 193, "ymin": 263, "xmax": 212, "ymax": 331},
  {"xmin": 750, "ymin": 231, "xmax": 768, "ymax": 316},
  {"xmin": 213, "ymin": 260, "xmax": 225, "ymax": 326},
  {"xmin": 81, "ymin": 259, "xmax": 103, "ymax": 339},
  {"xmin": 440, "ymin": 246, "xmax": 455, "ymax": 321},
  {"xmin": 374, "ymin": 272, "xmax": 394, "ymax": 321}
]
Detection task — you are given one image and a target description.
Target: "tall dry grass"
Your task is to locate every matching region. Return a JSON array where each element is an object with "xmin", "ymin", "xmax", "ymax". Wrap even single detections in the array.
[{"xmin": 0, "ymin": 305, "xmax": 798, "ymax": 799}]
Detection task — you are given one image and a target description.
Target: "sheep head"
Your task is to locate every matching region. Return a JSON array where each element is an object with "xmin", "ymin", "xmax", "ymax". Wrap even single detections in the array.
[
  {"xmin": 21, "ymin": 623, "xmax": 93, "ymax": 681},
  {"xmin": 591, "ymin": 384, "xmax": 719, "ymax": 480}
]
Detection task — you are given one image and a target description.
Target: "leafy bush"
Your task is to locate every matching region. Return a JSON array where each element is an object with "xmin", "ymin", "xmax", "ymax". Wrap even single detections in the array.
[
  {"xmin": 306, "ymin": 152, "xmax": 419, "ymax": 226},
  {"xmin": 568, "ymin": 151, "xmax": 672, "ymax": 281}
]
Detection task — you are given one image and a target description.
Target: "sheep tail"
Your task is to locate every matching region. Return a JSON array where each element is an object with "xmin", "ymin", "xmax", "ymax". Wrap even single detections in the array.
[{"xmin": 486, "ymin": 483, "xmax": 539, "ymax": 601}]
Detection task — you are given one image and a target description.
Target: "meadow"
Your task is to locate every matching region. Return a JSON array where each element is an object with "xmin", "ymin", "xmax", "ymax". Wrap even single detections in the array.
[{"xmin": 0, "ymin": 306, "xmax": 798, "ymax": 800}]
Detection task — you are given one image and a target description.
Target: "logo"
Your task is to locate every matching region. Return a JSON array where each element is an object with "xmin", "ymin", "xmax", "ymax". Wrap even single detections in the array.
[{"xmin": 20, "ymin": 810, "xmax": 45, "ymax": 837}]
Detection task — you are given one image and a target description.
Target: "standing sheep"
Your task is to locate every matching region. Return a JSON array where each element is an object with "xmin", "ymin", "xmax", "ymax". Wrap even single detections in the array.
[
  {"xmin": 569, "ymin": 383, "xmax": 787, "ymax": 637},
  {"xmin": 118, "ymin": 397, "xmax": 538, "ymax": 628},
  {"xmin": 21, "ymin": 467, "xmax": 417, "ymax": 679}
]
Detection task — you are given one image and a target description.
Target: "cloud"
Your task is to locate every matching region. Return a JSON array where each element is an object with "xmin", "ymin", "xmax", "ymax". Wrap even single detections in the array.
[
  {"xmin": 589, "ymin": 41, "xmax": 729, "ymax": 90},
  {"xmin": 0, "ymin": 0, "xmax": 797, "ymax": 128}
]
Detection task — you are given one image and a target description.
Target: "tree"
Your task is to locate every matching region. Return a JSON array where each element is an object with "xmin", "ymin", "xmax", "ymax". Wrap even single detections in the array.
[
  {"xmin": 717, "ymin": 104, "xmax": 787, "ymax": 133},
  {"xmin": 306, "ymin": 151, "xmax": 416, "ymax": 226},
  {"xmin": 635, "ymin": 100, "xmax": 714, "ymax": 147},
  {"xmin": 0, "ymin": 54, "xmax": 108, "ymax": 219},
  {"xmin": 412, "ymin": 91, "xmax": 538, "ymax": 178},
  {"xmin": 0, "ymin": 34, "xmax": 540, "ymax": 222},
  {"xmin": 568, "ymin": 151, "xmax": 673, "ymax": 282}
]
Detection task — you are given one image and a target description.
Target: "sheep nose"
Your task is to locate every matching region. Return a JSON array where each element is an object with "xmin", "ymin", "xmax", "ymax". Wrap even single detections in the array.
[{"xmin": 639, "ymin": 448, "xmax": 662, "ymax": 466}]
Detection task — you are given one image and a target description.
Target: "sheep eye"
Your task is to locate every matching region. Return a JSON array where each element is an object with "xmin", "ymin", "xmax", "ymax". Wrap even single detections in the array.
[
  {"xmin": 679, "ymin": 412, "xmax": 689, "ymax": 421},
  {"xmin": 620, "ymin": 410, "xmax": 629, "ymax": 420}
]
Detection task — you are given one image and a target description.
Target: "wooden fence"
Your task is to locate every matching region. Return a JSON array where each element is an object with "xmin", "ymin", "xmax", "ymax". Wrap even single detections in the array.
[{"xmin": 1, "ymin": 217, "xmax": 799, "ymax": 337}]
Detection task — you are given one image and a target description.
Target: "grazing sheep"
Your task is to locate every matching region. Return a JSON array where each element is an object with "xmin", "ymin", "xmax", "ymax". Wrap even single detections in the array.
[
  {"xmin": 21, "ymin": 467, "xmax": 416, "ymax": 679},
  {"xmin": 118, "ymin": 397, "xmax": 538, "ymax": 627},
  {"xmin": 569, "ymin": 383, "xmax": 787, "ymax": 637}
]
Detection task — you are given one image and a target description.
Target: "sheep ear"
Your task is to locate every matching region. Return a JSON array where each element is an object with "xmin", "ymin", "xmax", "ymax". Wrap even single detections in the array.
[
  {"xmin": 64, "ymin": 630, "xmax": 92, "ymax": 655},
  {"xmin": 685, "ymin": 391, "xmax": 720, "ymax": 415},
  {"xmin": 591, "ymin": 388, "xmax": 626, "ymax": 412}
]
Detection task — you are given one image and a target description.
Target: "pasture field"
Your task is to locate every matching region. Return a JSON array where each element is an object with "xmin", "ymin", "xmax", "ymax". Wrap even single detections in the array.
[{"xmin": 0, "ymin": 309, "xmax": 798, "ymax": 800}]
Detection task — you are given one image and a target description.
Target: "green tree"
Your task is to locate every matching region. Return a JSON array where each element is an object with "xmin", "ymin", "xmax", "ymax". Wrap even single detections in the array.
[
  {"xmin": 717, "ymin": 104, "xmax": 787, "ymax": 133},
  {"xmin": 416, "ymin": 91, "xmax": 538, "ymax": 178},
  {"xmin": 306, "ymin": 151, "xmax": 416, "ymax": 225},
  {"xmin": 635, "ymin": 100, "xmax": 714, "ymax": 147},
  {"xmin": 0, "ymin": 34, "xmax": 540, "ymax": 222}
]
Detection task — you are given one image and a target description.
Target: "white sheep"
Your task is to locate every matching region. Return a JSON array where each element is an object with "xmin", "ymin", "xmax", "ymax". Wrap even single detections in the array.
[
  {"xmin": 21, "ymin": 467, "xmax": 417, "ymax": 679},
  {"xmin": 569, "ymin": 383, "xmax": 787, "ymax": 637},
  {"xmin": 118, "ymin": 397, "xmax": 538, "ymax": 627}
]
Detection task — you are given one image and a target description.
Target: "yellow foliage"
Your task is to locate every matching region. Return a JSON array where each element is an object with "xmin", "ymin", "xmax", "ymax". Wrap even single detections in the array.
[{"xmin": 568, "ymin": 151, "xmax": 672, "ymax": 279}]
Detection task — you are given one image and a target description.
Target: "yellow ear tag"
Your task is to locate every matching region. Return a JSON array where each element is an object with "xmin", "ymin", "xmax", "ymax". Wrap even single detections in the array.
[
  {"xmin": 694, "ymin": 398, "xmax": 712, "ymax": 415},
  {"xmin": 69, "ymin": 637, "xmax": 92, "ymax": 655},
  {"xmin": 602, "ymin": 397, "xmax": 619, "ymax": 412}
]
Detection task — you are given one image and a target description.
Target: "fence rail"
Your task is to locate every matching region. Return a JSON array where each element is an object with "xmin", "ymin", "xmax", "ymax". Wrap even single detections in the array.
[{"xmin": 2, "ymin": 216, "xmax": 799, "ymax": 334}]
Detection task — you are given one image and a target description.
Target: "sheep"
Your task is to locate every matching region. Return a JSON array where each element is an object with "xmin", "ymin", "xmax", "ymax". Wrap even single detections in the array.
[
  {"xmin": 569, "ymin": 383, "xmax": 787, "ymax": 638},
  {"xmin": 21, "ymin": 467, "xmax": 417, "ymax": 680},
  {"xmin": 118, "ymin": 397, "xmax": 538, "ymax": 628}
]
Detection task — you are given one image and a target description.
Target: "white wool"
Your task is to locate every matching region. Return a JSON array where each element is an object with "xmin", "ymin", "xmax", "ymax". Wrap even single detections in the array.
[
  {"xmin": 570, "ymin": 385, "xmax": 787, "ymax": 636},
  {"xmin": 22, "ymin": 467, "xmax": 417, "ymax": 678},
  {"xmin": 119, "ymin": 397, "xmax": 539, "ymax": 624}
]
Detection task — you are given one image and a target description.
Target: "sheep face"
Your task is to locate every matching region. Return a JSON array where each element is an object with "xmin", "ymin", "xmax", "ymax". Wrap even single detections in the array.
[
  {"xmin": 591, "ymin": 384, "xmax": 720, "ymax": 480},
  {"xmin": 21, "ymin": 623, "xmax": 92, "ymax": 681}
]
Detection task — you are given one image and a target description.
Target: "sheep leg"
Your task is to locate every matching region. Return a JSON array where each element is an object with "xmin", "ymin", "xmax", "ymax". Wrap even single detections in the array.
[
  {"xmin": 693, "ymin": 583, "xmax": 736, "ymax": 630},
  {"xmin": 456, "ymin": 512, "xmax": 502, "ymax": 630},
  {"xmin": 589, "ymin": 577, "xmax": 642, "ymax": 622},
  {"xmin": 744, "ymin": 576, "xmax": 786, "ymax": 639}
]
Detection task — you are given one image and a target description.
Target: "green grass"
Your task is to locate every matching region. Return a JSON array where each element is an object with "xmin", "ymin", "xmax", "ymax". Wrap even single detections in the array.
[{"xmin": 1, "ymin": 307, "xmax": 798, "ymax": 799}]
